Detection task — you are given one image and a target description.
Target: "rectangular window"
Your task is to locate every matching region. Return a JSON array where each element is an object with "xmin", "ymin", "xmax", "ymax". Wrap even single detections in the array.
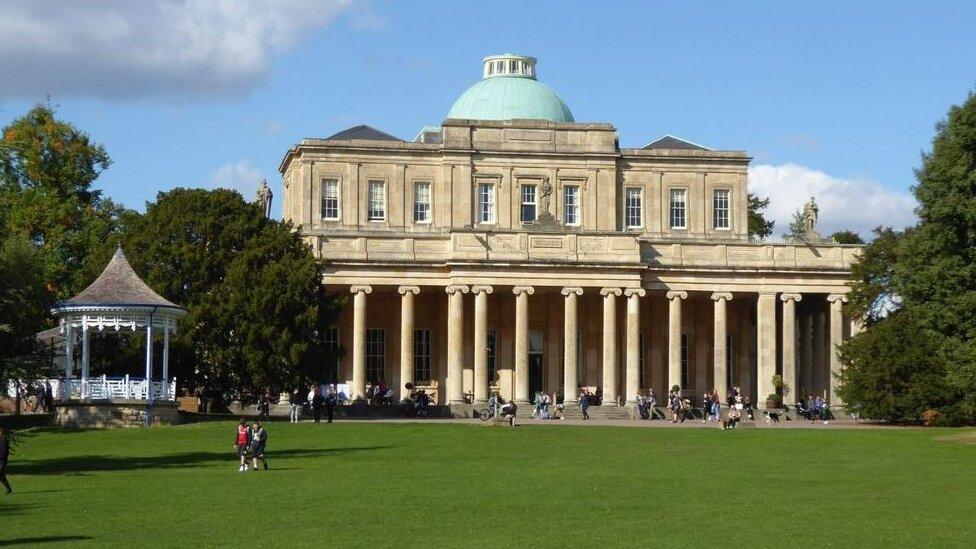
[
  {"xmin": 625, "ymin": 188, "xmax": 642, "ymax": 228},
  {"xmin": 670, "ymin": 188, "xmax": 687, "ymax": 229},
  {"xmin": 321, "ymin": 179, "xmax": 339, "ymax": 220},
  {"xmin": 577, "ymin": 330, "xmax": 584, "ymax": 386},
  {"xmin": 477, "ymin": 183, "xmax": 495, "ymax": 223},
  {"xmin": 680, "ymin": 334, "xmax": 690, "ymax": 389},
  {"xmin": 638, "ymin": 332, "xmax": 646, "ymax": 391},
  {"xmin": 520, "ymin": 184, "xmax": 537, "ymax": 222},
  {"xmin": 563, "ymin": 185, "xmax": 580, "ymax": 225},
  {"xmin": 367, "ymin": 180, "xmax": 385, "ymax": 221},
  {"xmin": 487, "ymin": 330, "xmax": 497, "ymax": 382},
  {"xmin": 324, "ymin": 327, "xmax": 339, "ymax": 350},
  {"xmin": 713, "ymin": 189, "xmax": 730, "ymax": 230},
  {"xmin": 413, "ymin": 182, "xmax": 431, "ymax": 223},
  {"xmin": 365, "ymin": 329, "xmax": 385, "ymax": 383},
  {"xmin": 413, "ymin": 329, "xmax": 431, "ymax": 383}
]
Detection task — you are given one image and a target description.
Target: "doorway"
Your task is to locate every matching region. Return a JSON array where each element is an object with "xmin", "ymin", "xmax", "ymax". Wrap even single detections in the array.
[{"xmin": 529, "ymin": 330, "xmax": 544, "ymax": 396}]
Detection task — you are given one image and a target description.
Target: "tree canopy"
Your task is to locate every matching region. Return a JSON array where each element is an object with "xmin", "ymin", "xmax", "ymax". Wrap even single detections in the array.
[
  {"xmin": 830, "ymin": 230, "xmax": 864, "ymax": 244},
  {"xmin": 747, "ymin": 193, "xmax": 774, "ymax": 241}
]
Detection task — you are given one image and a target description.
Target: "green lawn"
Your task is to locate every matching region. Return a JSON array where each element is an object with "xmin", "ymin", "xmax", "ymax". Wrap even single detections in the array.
[{"xmin": 1, "ymin": 421, "xmax": 974, "ymax": 547}]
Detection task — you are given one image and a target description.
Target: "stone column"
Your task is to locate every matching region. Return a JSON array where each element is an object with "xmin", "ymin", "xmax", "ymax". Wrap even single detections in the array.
[
  {"xmin": 471, "ymin": 285, "xmax": 493, "ymax": 403},
  {"xmin": 600, "ymin": 287, "xmax": 622, "ymax": 405},
  {"xmin": 780, "ymin": 294, "xmax": 802, "ymax": 406},
  {"xmin": 350, "ymin": 285, "xmax": 372, "ymax": 401},
  {"xmin": 801, "ymin": 312, "xmax": 813, "ymax": 397},
  {"xmin": 625, "ymin": 288, "xmax": 646, "ymax": 402},
  {"xmin": 711, "ymin": 292, "xmax": 733, "ymax": 403},
  {"xmin": 827, "ymin": 293, "xmax": 848, "ymax": 406},
  {"xmin": 666, "ymin": 290, "xmax": 687, "ymax": 393},
  {"xmin": 512, "ymin": 286, "xmax": 534, "ymax": 403},
  {"xmin": 757, "ymin": 292, "xmax": 777, "ymax": 407},
  {"xmin": 446, "ymin": 285, "xmax": 469, "ymax": 404},
  {"xmin": 562, "ymin": 287, "xmax": 584, "ymax": 402},
  {"xmin": 397, "ymin": 286, "xmax": 420, "ymax": 401}
]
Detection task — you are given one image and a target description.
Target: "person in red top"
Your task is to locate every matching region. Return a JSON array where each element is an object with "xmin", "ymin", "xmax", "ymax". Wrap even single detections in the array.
[{"xmin": 234, "ymin": 419, "xmax": 252, "ymax": 472}]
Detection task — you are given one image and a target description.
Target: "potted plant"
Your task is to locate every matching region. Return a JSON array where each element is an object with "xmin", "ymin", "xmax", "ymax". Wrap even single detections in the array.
[{"xmin": 765, "ymin": 374, "xmax": 785, "ymax": 410}]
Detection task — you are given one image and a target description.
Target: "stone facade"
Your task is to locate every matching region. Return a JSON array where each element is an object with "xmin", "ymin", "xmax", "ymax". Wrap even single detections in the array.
[
  {"xmin": 279, "ymin": 73, "xmax": 858, "ymax": 410},
  {"xmin": 55, "ymin": 400, "xmax": 181, "ymax": 428}
]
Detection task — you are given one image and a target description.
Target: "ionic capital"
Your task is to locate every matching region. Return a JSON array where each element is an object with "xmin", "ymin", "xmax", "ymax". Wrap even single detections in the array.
[
  {"xmin": 600, "ymin": 287, "xmax": 622, "ymax": 297},
  {"xmin": 470, "ymin": 285, "xmax": 494, "ymax": 295},
  {"xmin": 710, "ymin": 292, "xmax": 733, "ymax": 302},
  {"xmin": 512, "ymin": 286, "xmax": 535, "ymax": 296},
  {"xmin": 666, "ymin": 290, "xmax": 688, "ymax": 301},
  {"xmin": 445, "ymin": 285, "xmax": 470, "ymax": 295},
  {"xmin": 350, "ymin": 285, "xmax": 373, "ymax": 295},
  {"xmin": 624, "ymin": 288, "xmax": 646, "ymax": 298},
  {"xmin": 827, "ymin": 293, "xmax": 849, "ymax": 304},
  {"xmin": 561, "ymin": 287, "xmax": 584, "ymax": 297},
  {"xmin": 780, "ymin": 293, "xmax": 802, "ymax": 303},
  {"xmin": 397, "ymin": 285, "xmax": 420, "ymax": 295}
]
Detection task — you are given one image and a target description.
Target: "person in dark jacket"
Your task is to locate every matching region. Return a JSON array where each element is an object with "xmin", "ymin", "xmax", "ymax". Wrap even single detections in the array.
[
  {"xmin": 324, "ymin": 385, "xmax": 335, "ymax": 423},
  {"xmin": 311, "ymin": 388, "xmax": 325, "ymax": 423},
  {"xmin": 1, "ymin": 426, "xmax": 13, "ymax": 493}
]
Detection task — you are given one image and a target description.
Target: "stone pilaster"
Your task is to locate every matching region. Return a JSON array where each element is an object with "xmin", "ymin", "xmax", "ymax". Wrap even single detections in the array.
[
  {"xmin": 780, "ymin": 293, "xmax": 802, "ymax": 406},
  {"xmin": 600, "ymin": 287, "xmax": 622, "ymax": 405},
  {"xmin": 757, "ymin": 292, "xmax": 777, "ymax": 406},
  {"xmin": 626, "ymin": 288, "xmax": 646, "ymax": 402},
  {"xmin": 471, "ymin": 285, "xmax": 493, "ymax": 403},
  {"xmin": 827, "ymin": 293, "xmax": 848, "ymax": 406},
  {"xmin": 397, "ymin": 286, "xmax": 420, "ymax": 401},
  {"xmin": 666, "ymin": 290, "xmax": 687, "ymax": 393},
  {"xmin": 349, "ymin": 285, "xmax": 372, "ymax": 401},
  {"xmin": 711, "ymin": 292, "xmax": 733, "ymax": 402},
  {"xmin": 512, "ymin": 286, "xmax": 534, "ymax": 403},
  {"xmin": 445, "ymin": 285, "xmax": 469, "ymax": 404},
  {"xmin": 562, "ymin": 287, "xmax": 584, "ymax": 401}
]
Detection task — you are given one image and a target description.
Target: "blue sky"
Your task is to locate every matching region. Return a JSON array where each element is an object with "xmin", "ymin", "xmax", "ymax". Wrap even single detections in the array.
[{"xmin": 1, "ymin": 0, "xmax": 974, "ymax": 235}]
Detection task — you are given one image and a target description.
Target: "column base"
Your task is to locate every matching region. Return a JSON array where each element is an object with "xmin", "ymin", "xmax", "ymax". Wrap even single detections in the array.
[{"xmin": 601, "ymin": 401, "xmax": 619, "ymax": 407}]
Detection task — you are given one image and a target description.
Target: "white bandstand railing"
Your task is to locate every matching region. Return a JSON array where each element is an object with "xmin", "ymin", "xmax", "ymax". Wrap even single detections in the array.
[{"xmin": 47, "ymin": 376, "xmax": 177, "ymax": 401}]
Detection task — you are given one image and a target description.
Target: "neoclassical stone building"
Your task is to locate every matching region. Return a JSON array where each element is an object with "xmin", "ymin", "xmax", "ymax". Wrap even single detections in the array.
[{"xmin": 279, "ymin": 54, "xmax": 859, "ymax": 409}]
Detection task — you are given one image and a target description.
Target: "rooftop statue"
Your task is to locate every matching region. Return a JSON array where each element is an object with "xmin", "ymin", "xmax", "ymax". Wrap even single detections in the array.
[{"xmin": 257, "ymin": 179, "xmax": 273, "ymax": 218}]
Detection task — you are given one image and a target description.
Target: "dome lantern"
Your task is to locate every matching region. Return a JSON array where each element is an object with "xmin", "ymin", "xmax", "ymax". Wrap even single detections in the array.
[{"xmin": 482, "ymin": 54, "xmax": 537, "ymax": 79}]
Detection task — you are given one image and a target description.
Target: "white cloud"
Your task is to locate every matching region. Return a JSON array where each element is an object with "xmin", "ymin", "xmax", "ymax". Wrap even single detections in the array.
[
  {"xmin": 210, "ymin": 159, "xmax": 265, "ymax": 198},
  {"xmin": 0, "ymin": 0, "xmax": 353, "ymax": 101},
  {"xmin": 748, "ymin": 163, "xmax": 917, "ymax": 239}
]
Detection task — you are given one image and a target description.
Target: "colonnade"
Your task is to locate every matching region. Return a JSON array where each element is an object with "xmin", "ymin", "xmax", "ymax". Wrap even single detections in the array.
[{"xmin": 346, "ymin": 284, "xmax": 850, "ymax": 407}]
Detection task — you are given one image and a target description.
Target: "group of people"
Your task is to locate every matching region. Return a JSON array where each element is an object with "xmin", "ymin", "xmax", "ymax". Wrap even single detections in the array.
[
  {"xmin": 799, "ymin": 394, "xmax": 831, "ymax": 424},
  {"xmin": 30, "ymin": 382, "xmax": 54, "ymax": 413},
  {"xmin": 234, "ymin": 419, "xmax": 269, "ymax": 472},
  {"xmin": 530, "ymin": 391, "xmax": 557, "ymax": 420}
]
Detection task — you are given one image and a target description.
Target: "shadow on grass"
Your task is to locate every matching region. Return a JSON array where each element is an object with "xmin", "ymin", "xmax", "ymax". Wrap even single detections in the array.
[
  {"xmin": 0, "ymin": 503, "xmax": 39, "ymax": 517},
  {"xmin": 0, "ymin": 536, "xmax": 93, "ymax": 546},
  {"xmin": 10, "ymin": 446, "xmax": 390, "ymax": 476}
]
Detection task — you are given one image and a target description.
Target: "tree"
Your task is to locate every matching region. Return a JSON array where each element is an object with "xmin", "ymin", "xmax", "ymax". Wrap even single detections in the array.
[
  {"xmin": 830, "ymin": 230, "xmax": 864, "ymax": 244},
  {"xmin": 111, "ymin": 188, "xmax": 341, "ymax": 403},
  {"xmin": 782, "ymin": 209, "xmax": 805, "ymax": 241},
  {"xmin": 747, "ymin": 193, "xmax": 774, "ymax": 241},
  {"xmin": 846, "ymin": 227, "xmax": 904, "ymax": 324},
  {"xmin": 0, "ymin": 236, "xmax": 54, "ymax": 410},
  {"xmin": 0, "ymin": 104, "xmax": 129, "ymax": 300}
]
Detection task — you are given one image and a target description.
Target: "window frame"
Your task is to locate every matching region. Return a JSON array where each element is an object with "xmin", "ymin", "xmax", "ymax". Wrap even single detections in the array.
[
  {"xmin": 563, "ymin": 184, "xmax": 581, "ymax": 226},
  {"xmin": 413, "ymin": 181, "xmax": 432, "ymax": 224},
  {"xmin": 680, "ymin": 333, "xmax": 690, "ymax": 389},
  {"xmin": 669, "ymin": 188, "xmax": 687, "ymax": 230},
  {"xmin": 520, "ymin": 184, "xmax": 537, "ymax": 223},
  {"xmin": 413, "ymin": 328, "xmax": 432, "ymax": 383},
  {"xmin": 477, "ymin": 182, "xmax": 496, "ymax": 224},
  {"xmin": 625, "ymin": 187, "xmax": 643, "ymax": 229},
  {"xmin": 321, "ymin": 178, "xmax": 340, "ymax": 221},
  {"xmin": 365, "ymin": 329, "xmax": 385, "ymax": 384},
  {"xmin": 712, "ymin": 188, "xmax": 731, "ymax": 230},
  {"xmin": 487, "ymin": 329, "xmax": 497, "ymax": 382},
  {"xmin": 366, "ymin": 179, "xmax": 386, "ymax": 222}
]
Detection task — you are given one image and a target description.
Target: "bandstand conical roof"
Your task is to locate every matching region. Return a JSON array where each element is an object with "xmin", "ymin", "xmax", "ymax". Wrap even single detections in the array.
[{"xmin": 54, "ymin": 247, "xmax": 184, "ymax": 312}]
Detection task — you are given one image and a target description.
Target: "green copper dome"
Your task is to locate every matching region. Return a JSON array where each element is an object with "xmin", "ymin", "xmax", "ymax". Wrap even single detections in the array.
[{"xmin": 446, "ymin": 54, "xmax": 575, "ymax": 123}]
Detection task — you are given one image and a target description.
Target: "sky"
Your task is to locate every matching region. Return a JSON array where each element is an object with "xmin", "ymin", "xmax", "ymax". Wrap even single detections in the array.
[{"xmin": 1, "ymin": 0, "xmax": 975, "ymax": 238}]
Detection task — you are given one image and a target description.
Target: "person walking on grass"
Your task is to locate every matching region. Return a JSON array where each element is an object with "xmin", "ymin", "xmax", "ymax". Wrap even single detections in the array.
[
  {"xmin": 234, "ymin": 419, "xmax": 252, "ymax": 472},
  {"xmin": 250, "ymin": 421, "xmax": 269, "ymax": 471},
  {"xmin": 579, "ymin": 390, "xmax": 591, "ymax": 420},
  {"xmin": 311, "ymin": 387, "xmax": 324, "ymax": 423},
  {"xmin": 289, "ymin": 389, "xmax": 301, "ymax": 423},
  {"xmin": 0, "ymin": 426, "xmax": 11, "ymax": 494}
]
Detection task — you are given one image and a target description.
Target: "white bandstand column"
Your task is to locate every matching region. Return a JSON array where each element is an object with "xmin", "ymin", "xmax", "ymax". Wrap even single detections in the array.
[
  {"xmin": 666, "ymin": 290, "xmax": 687, "ymax": 393},
  {"xmin": 600, "ymin": 288, "xmax": 621, "ymax": 406},
  {"xmin": 562, "ymin": 287, "xmax": 583, "ymax": 402},
  {"xmin": 471, "ymin": 286, "xmax": 493, "ymax": 403},
  {"xmin": 350, "ymin": 285, "xmax": 372, "ymax": 401},
  {"xmin": 512, "ymin": 286, "xmax": 534, "ymax": 404},
  {"xmin": 780, "ymin": 294, "xmax": 802, "ymax": 406},
  {"xmin": 757, "ymin": 292, "xmax": 777, "ymax": 406},
  {"xmin": 827, "ymin": 294, "xmax": 848, "ymax": 406},
  {"xmin": 398, "ymin": 286, "xmax": 420, "ymax": 401},
  {"xmin": 625, "ymin": 288, "xmax": 646, "ymax": 403},
  {"xmin": 446, "ymin": 285, "xmax": 469, "ymax": 404},
  {"xmin": 81, "ymin": 320, "xmax": 90, "ymax": 399},
  {"xmin": 162, "ymin": 321, "xmax": 170, "ymax": 399},
  {"xmin": 711, "ymin": 292, "xmax": 733, "ymax": 403},
  {"xmin": 63, "ymin": 321, "xmax": 74, "ymax": 399},
  {"xmin": 145, "ymin": 321, "xmax": 153, "ymax": 401}
]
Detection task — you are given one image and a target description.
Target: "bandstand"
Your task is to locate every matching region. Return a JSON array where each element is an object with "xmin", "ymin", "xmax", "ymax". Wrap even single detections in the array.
[{"xmin": 50, "ymin": 247, "xmax": 186, "ymax": 426}]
